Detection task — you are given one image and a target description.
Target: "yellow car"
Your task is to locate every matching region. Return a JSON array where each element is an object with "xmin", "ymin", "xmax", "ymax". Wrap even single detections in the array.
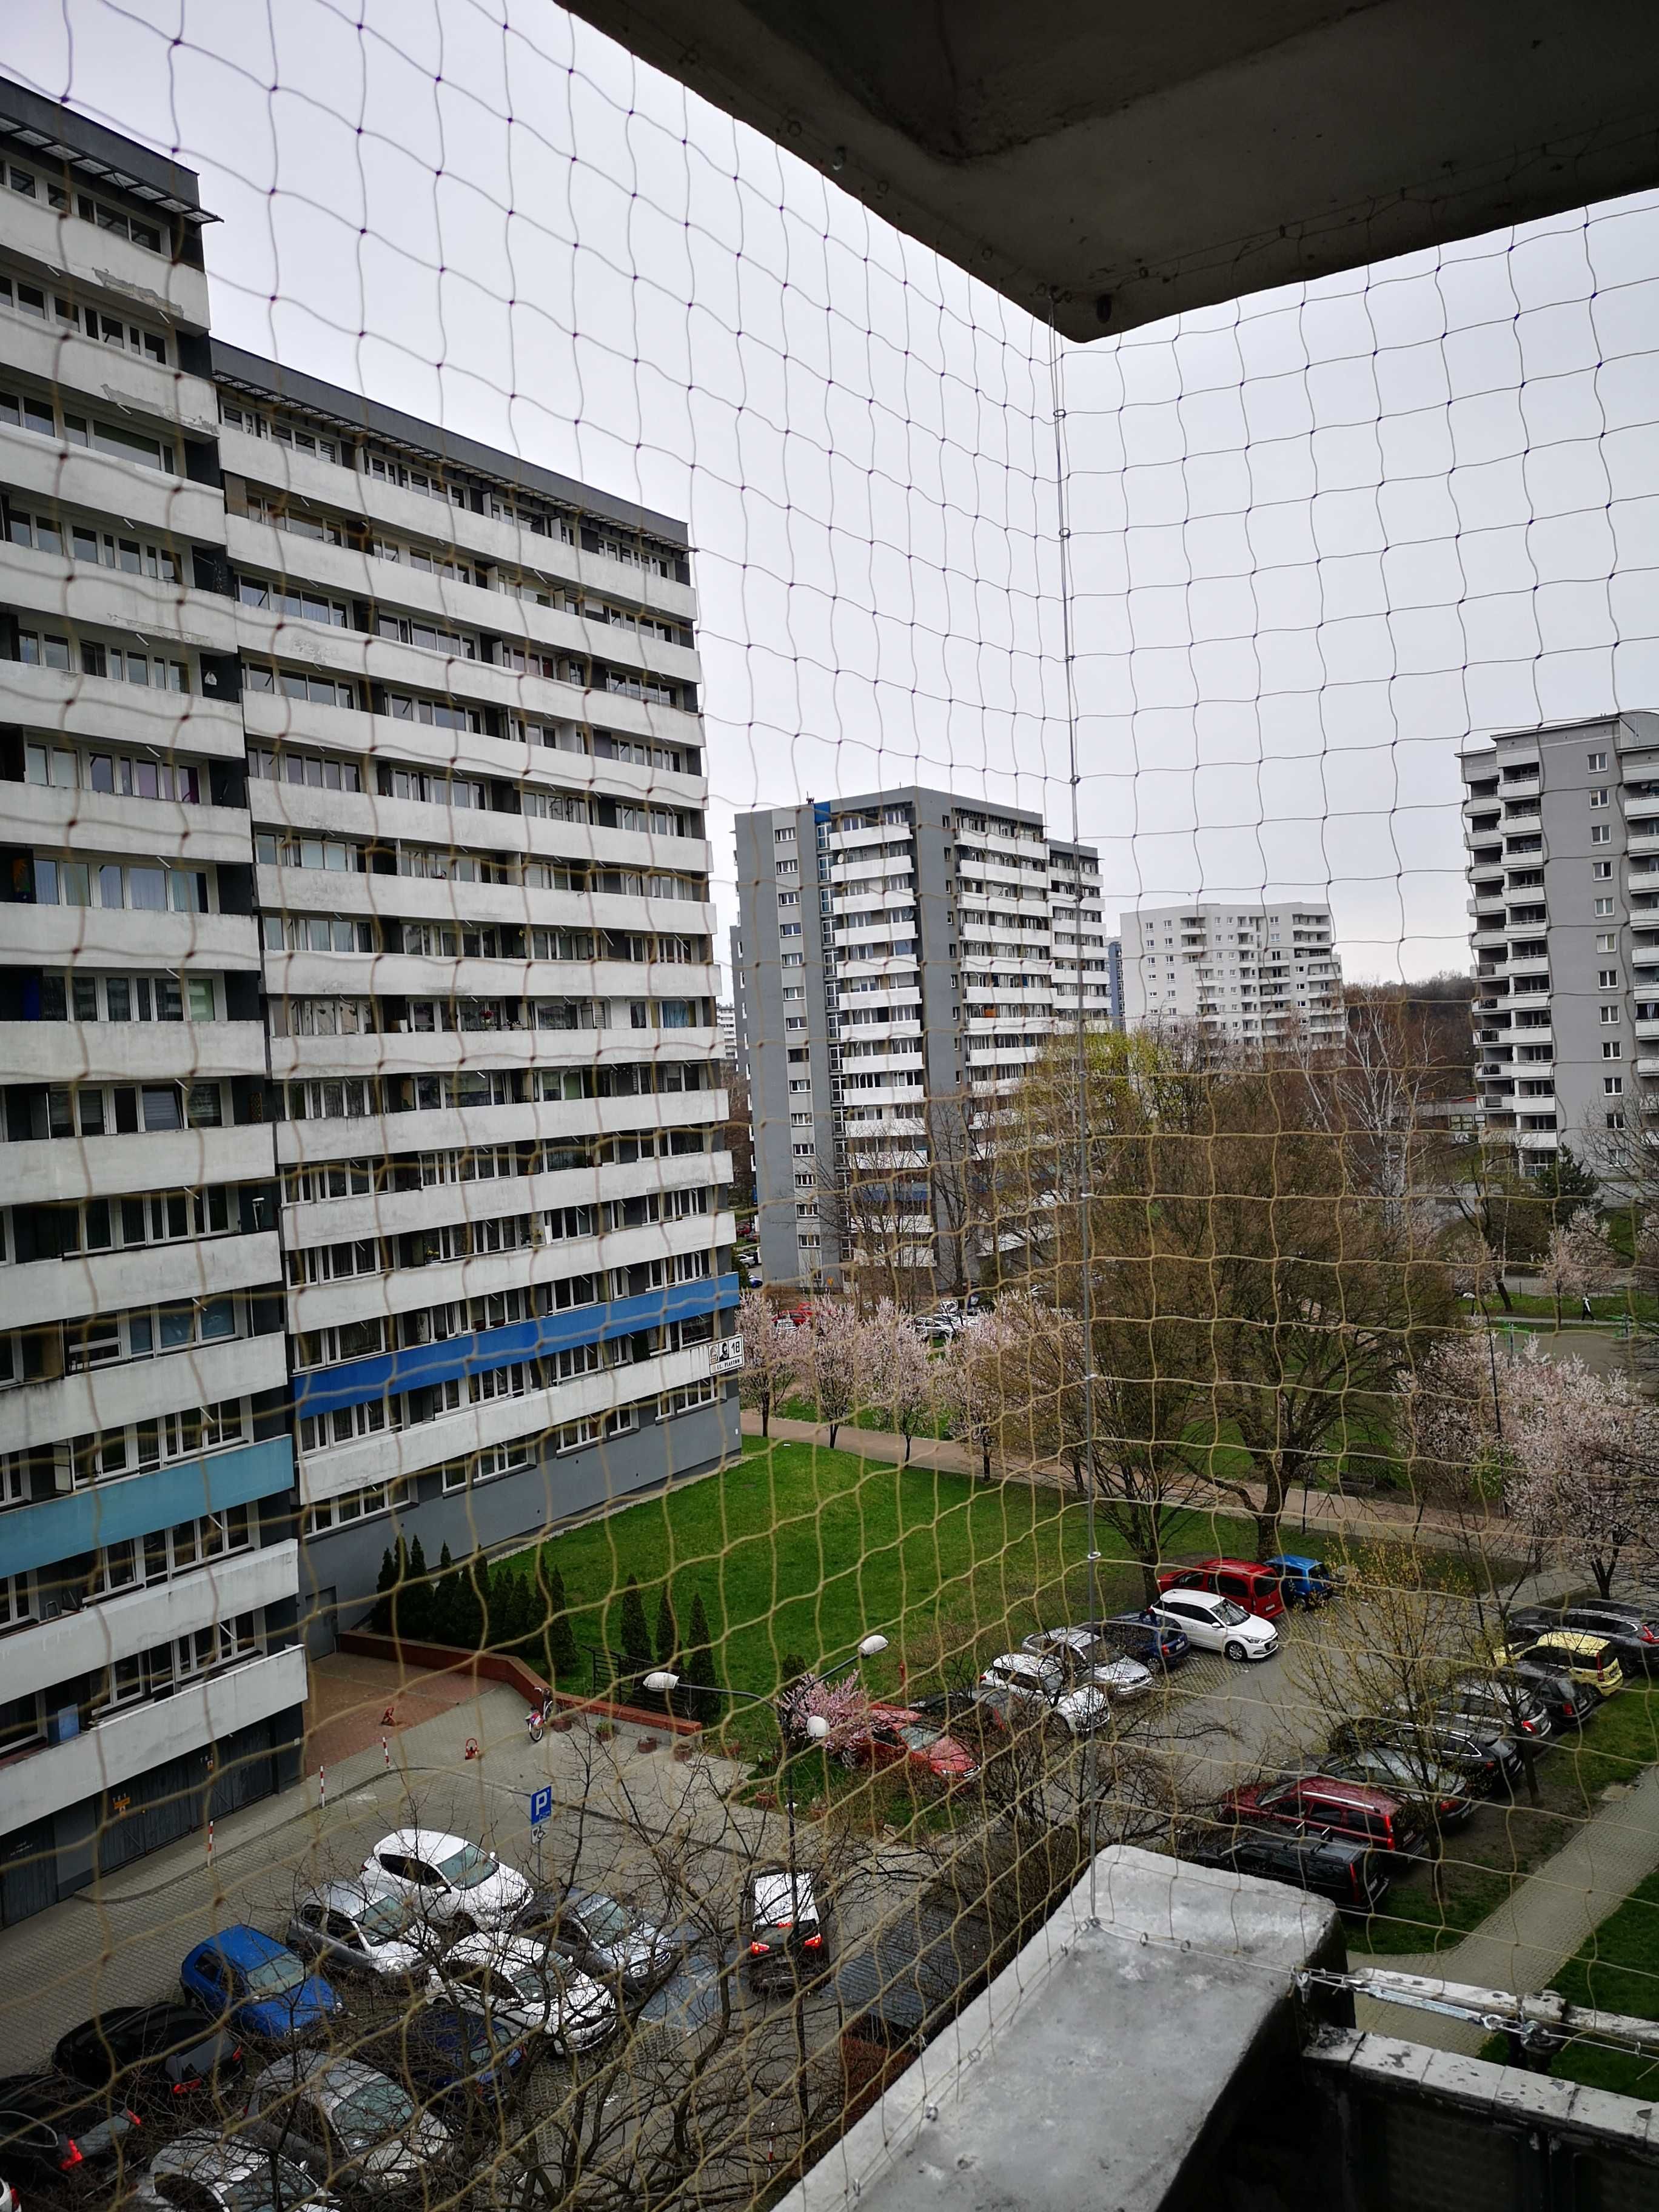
[{"xmin": 1493, "ymin": 1630, "xmax": 1625, "ymax": 1696}]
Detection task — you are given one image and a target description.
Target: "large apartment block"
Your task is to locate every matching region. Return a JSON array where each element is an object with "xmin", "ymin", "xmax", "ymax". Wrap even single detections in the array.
[
  {"xmin": 0, "ymin": 81, "xmax": 305, "ymax": 1920},
  {"xmin": 1461, "ymin": 711, "xmax": 1659, "ymax": 1161},
  {"xmin": 732, "ymin": 789, "xmax": 1101, "ymax": 1291},
  {"xmin": 1121, "ymin": 901, "xmax": 1345, "ymax": 1045},
  {"xmin": 0, "ymin": 78, "xmax": 737, "ymax": 1921}
]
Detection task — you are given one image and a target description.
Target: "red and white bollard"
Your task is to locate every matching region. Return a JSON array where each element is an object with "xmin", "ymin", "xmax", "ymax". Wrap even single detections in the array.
[
  {"xmin": 318, "ymin": 1765, "xmax": 326, "ymax": 1809},
  {"xmin": 382, "ymin": 1734, "xmax": 391, "ymax": 1769},
  {"xmin": 206, "ymin": 1818, "xmax": 214, "ymax": 1862}
]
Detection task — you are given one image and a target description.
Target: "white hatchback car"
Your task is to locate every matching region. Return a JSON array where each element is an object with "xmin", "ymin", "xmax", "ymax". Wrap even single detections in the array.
[
  {"xmin": 428, "ymin": 1932, "xmax": 615, "ymax": 2054},
  {"xmin": 361, "ymin": 1829, "xmax": 531, "ymax": 1934},
  {"xmin": 1147, "ymin": 1592, "xmax": 1279, "ymax": 1663},
  {"xmin": 1021, "ymin": 1627, "xmax": 1155, "ymax": 1702},
  {"xmin": 979, "ymin": 1651, "xmax": 1113, "ymax": 1734}
]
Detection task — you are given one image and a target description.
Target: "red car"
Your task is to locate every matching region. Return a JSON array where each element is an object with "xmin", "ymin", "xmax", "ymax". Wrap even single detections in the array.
[
  {"xmin": 1220, "ymin": 1774, "xmax": 1425, "ymax": 1858},
  {"xmin": 1157, "ymin": 1558, "xmax": 1287, "ymax": 1623},
  {"xmin": 846, "ymin": 1705, "xmax": 980, "ymax": 1786}
]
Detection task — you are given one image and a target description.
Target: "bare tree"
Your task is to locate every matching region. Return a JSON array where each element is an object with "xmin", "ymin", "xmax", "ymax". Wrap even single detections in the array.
[{"xmin": 1539, "ymin": 1208, "xmax": 1619, "ymax": 1330}]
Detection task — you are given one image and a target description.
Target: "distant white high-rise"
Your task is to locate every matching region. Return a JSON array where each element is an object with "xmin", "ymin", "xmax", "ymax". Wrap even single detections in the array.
[{"xmin": 1120, "ymin": 902, "xmax": 1345, "ymax": 1045}]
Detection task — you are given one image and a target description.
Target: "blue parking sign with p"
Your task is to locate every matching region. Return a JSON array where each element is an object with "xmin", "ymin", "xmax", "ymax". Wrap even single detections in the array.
[{"xmin": 529, "ymin": 1785, "xmax": 553, "ymax": 1826}]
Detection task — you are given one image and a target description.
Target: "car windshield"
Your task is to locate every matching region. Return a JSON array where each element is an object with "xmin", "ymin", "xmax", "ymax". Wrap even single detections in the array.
[
  {"xmin": 435, "ymin": 1843, "xmax": 498, "ymax": 1891},
  {"xmin": 224, "ymin": 2156, "xmax": 320, "ymax": 2212},
  {"xmin": 577, "ymin": 1896, "xmax": 634, "ymax": 1943},
  {"xmin": 895, "ymin": 1721, "xmax": 943, "ymax": 1751},
  {"xmin": 1215, "ymin": 1601, "xmax": 1249, "ymax": 1626},
  {"xmin": 357, "ymin": 1895, "xmax": 415, "ymax": 1944},
  {"xmin": 334, "ymin": 2079, "xmax": 415, "ymax": 2149},
  {"xmin": 243, "ymin": 1952, "xmax": 307, "ymax": 1996},
  {"xmin": 509, "ymin": 1968, "xmax": 552, "ymax": 2007}
]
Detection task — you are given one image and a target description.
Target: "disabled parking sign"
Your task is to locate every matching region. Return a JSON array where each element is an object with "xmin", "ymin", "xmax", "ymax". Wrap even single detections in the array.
[{"xmin": 529, "ymin": 1785, "xmax": 553, "ymax": 1826}]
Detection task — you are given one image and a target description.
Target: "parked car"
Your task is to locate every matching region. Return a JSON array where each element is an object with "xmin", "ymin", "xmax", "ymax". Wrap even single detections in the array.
[
  {"xmin": 1157, "ymin": 1558, "xmax": 1288, "ymax": 1624},
  {"xmin": 360, "ymin": 1831, "xmax": 531, "ymax": 1934},
  {"xmin": 511, "ymin": 1886, "xmax": 677, "ymax": 1995},
  {"xmin": 429, "ymin": 1932, "xmax": 615, "ymax": 2053},
  {"xmin": 54, "ymin": 2003, "xmax": 242, "ymax": 2112},
  {"xmin": 287, "ymin": 1883, "xmax": 426, "ymax": 1983},
  {"xmin": 836, "ymin": 1704, "xmax": 982, "ymax": 1786},
  {"xmin": 1508, "ymin": 1598, "xmax": 1659, "ymax": 1677},
  {"xmin": 1147, "ymin": 1591, "xmax": 1280, "ymax": 1663},
  {"xmin": 367, "ymin": 1999, "xmax": 525, "ymax": 2111},
  {"xmin": 1089, "ymin": 1611, "xmax": 1190, "ymax": 1670},
  {"xmin": 908, "ymin": 1687, "xmax": 1026, "ymax": 1737},
  {"xmin": 1351, "ymin": 1712, "xmax": 1521, "ymax": 1794},
  {"xmin": 1181, "ymin": 1823, "xmax": 1390, "ymax": 1914},
  {"xmin": 987, "ymin": 1646, "xmax": 1119, "ymax": 1725},
  {"xmin": 1319, "ymin": 1749, "xmax": 1473, "ymax": 1828},
  {"xmin": 742, "ymin": 1869, "xmax": 831, "ymax": 1989},
  {"xmin": 1262, "ymin": 1553, "xmax": 1341, "ymax": 1609},
  {"xmin": 909, "ymin": 1311, "xmax": 962, "ymax": 1341},
  {"xmin": 1492, "ymin": 1631, "xmax": 1626, "ymax": 1697},
  {"xmin": 133, "ymin": 2130, "xmax": 335, "ymax": 2212},
  {"xmin": 1220, "ymin": 1774, "xmax": 1426, "ymax": 1858},
  {"xmin": 1436, "ymin": 1676, "xmax": 1553, "ymax": 1746},
  {"xmin": 1019, "ymin": 1627, "xmax": 1155, "ymax": 1701},
  {"xmin": 243, "ymin": 2053, "xmax": 453, "ymax": 2199},
  {"xmin": 180, "ymin": 1928, "xmax": 340, "ymax": 2046},
  {"xmin": 0, "ymin": 2074, "xmax": 141, "ymax": 2195},
  {"xmin": 1498, "ymin": 1657, "xmax": 1598, "ymax": 1729}
]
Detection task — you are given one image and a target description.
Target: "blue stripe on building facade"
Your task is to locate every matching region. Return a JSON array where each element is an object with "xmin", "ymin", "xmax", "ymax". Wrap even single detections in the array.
[
  {"xmin": 3, "ymin": 1436, "xmax": 295, "ymax": 1578},
  {"xmin": 293, "ymin": 1272, "xmax": 740, "ymax": 1419}
]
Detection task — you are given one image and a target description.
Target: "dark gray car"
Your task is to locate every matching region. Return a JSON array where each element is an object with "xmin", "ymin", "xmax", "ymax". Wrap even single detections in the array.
[
  {"xmin": 510, "ymin": 1886, "xmax": 675, "ymax": 1996},
  {"xmin": 1511, "ymin": 1599, "xmax": 1659, "ymax": 1677},
  {"xmin": 243, "ymin": 2053, "xmax": 454, "ymax": 2199}
]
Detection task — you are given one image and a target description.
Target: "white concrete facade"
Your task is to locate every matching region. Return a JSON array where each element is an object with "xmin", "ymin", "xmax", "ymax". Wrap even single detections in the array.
[
  {"xmin": 1120, "ymin": 901, "xmax": 1345, "ymax": 1047},
  {"xmin": 0, "ymin": 78, "xmax": 307, "ymax": 1913}
]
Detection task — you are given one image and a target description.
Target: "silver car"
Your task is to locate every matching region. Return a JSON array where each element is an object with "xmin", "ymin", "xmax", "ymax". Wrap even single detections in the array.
[
  {"xmin": 287, "ymin": 1882, "xmax": 425, "ymax": 1982},
  {"xmin": 135, "ymin": 2130, "xmax": 337, "ymax": 2212},
  {"xmin": 1021, "ymin": 1627, "xmax": 1155, "ymax": 1702},
  {"xmin": 243, "ymin": 2053, "xmax": 454, "ymax": 2199},
  {"xmin": 427, "ymin": 1932, "xmax": 616, "ymax": 2054}
]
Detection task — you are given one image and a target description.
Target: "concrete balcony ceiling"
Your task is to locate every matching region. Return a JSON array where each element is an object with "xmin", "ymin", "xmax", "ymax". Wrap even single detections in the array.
[{"xmin": 572, "ymin": 1, "xmax": 1659, "ymax": 340}]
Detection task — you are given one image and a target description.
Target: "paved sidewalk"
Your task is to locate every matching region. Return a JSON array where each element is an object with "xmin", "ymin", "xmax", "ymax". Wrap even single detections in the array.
[
  {"xmin": 1354, "ymin": 1763, "xmax": 1659, "ymax": 2053},
  {"xmin": 745, "ymin": 1410, "xmax": 1515, "ymax": 1550}
]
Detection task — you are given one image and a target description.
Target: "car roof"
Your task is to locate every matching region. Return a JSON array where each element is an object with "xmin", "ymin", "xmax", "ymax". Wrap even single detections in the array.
[
  {"xmin": 199, "ymin": 1923, "xmax": 289, "ymax": 1965},
  {"xmin": 987, "ymin": 1652, "xmax": 1044, "ymax": 1674},
  {"xmin": 1157, "ymin": 1589, "xmax": 1225, "ymax": 1614},
  {"xmin": 304, "ymin": 1877, "xmax": 402, "ymax": 1915},
  {"xmin": 152, "ymin": 2134, "xmax": 276, "ymax": 2181},
  {"xmin": 255, "ymin": 2049, "xmax": 375, "ymax": 2095},
  {"xmin": 1520, "ymin": 1629, "xmax": 1615, "ymax": 1656},
  {"xmin": 1291, "ymin": 1774, "xmax": 1404, "ymax": 1809},
  {"xmin": 751, "ymin": 1869, "xmax": 820, "ymax": 1919},
  {"xmin": 446, "ymin": 1931, "xmax": 546, "ymax": 1970},
  {"xmin": 374, "ymin": 1827, "xmax": 472, "ymax": 1858}
]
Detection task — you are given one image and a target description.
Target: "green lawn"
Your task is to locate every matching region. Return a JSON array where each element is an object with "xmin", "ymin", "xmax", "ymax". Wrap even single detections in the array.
[
  {"xmin": 1545, "ymin": 1864, "xmax": 1659, "ymax": 2097},
  {"xmin": 508, "ymin": 1435, "xmax": 1262, "ymax": 1706}
]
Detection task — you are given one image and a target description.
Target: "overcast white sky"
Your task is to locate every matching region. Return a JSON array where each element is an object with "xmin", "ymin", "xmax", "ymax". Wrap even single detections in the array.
[{"xmin": 13, "ymin": 0, "xmax": 1659, "ymax": 981}]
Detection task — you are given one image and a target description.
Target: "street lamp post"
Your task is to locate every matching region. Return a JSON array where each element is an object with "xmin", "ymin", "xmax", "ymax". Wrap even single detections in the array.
[{"xmin": 643, "ymin": 1632, "xmax": 888, "ymax": 2173}]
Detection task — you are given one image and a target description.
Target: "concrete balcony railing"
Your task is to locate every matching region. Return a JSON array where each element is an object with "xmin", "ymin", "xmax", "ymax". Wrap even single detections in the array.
[
  {"xmin": 0, "ymin": 1644, "xmax": 307, "ymax": 1833},
  {"xmin": 0, "ymin": 1019, "xmax": 270, "ymax": 1089},
  {"xmin": 0, "ymin": 1229, "xmax": 282, "ymax": 1335},
  {"xmin": 4, "ymin": 1540, "xmax": 301, "ymax": 1704},
  {"xmin": 2, "ymin": 191, "xmax": 212, "ymax": 329},
  {"xmin": 272, "ymin": 1085, "xmax": 723, "ymax": 1170},
  {"xmin": 0, "ymin": 1124, "xmax": 277, "ymax": 1212}
]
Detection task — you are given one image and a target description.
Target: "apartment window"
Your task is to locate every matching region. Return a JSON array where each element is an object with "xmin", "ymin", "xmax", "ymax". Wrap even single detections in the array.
[
  {"xmin": 1596, "ymin": 898, "xmax": 1616, "ymax": 916},
  {"xmin": 1603, "ymin": 1041, "xmax": 1623, "ymax": 1059},
  {"xmin": 1601, "ymin": 1005, "xmax": 1622, "ymax": 1024},
  {"xmin": 1598, "ymin": 932, "xmax": 1620, "ymax": 952},
  {"xmin": 775, "ymin": 827, "xmax": 797, "ymax": 844},
  {"xmin": 1591, "ymin": 824, "xmax": 1612, "ymax": 845},
  {"xmin": 243, "ymin": 663, "xmax": 360, "ymax": 710},
  {"xmin": 1600, "ymin": 968, "xmax": 1620, "ymax": 988},
  {"xmin": 1606, "ymin": 1077, "xmax": 1625, "ymax": 1095},
  {"xmin": 660, "ymin": 1378, "xmax": 717, "ymax": 1419},
  {"xmin": 303, "ymin": 1478, "xmax": 412, "ymax": 1533},
  {"xmin": 1607, "ymin": 1111, "xmax": 1627, "ymax": 1128},
  {"xmin": 1593, "ymin": 860, "xmax": 1613, "ymax": 878},
  {"xmin": 1589, "ymin": 750, "xmax": 1609, "ymax": 769}
]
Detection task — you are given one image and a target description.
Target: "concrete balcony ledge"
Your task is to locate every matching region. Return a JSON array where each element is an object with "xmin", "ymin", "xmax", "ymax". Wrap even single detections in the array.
[
  {"xmin": 0, "ymin": 659, "xmax": 245, "ymax": 758},
  {"xmin": 0, "ymin": 1332, "xmax": 288, "ymax": 1455},
  {"xmin": 0, "ymin": 1124, "xmax": 277, "ymax": 1211},
  {"xmin": 778, "ymin": 1844, "xmax": 1341, "ymax": 2212},
  {"xmin": 0, "ymin": 428, "xmax": 227, "ymax": 544},
  {"xmin": 3, "ymin": 1539, "xmax": 300, "ymax": 1703},
  {"xmin": 0, "ymin": 907, "xmax": 260, "ymax": 975},
  {"xmin": 273, "ymin": 1086, "xmax": 722, "ymax": 1166},
  {"xmin": 0, "ymin": 1019, "xmax": 269, "ymax": 1087},
  {"xmin": 2, "ymin": 782, "xmax": 253, "ymax": 865},
  {"xmin": 0, "ymin": 1644, "xmax": 307, "ymax": 1835},
  {"xmin": 0, "ymin": 1229, "xmax": 282, "ymax": 1333},
  {"xmin": 2, "ymin": 193, "xmax": 212, "ymax": 328},
  {"xmin": 0, "ymin": 1435, "xmax": 293, "ymax": 1578}
]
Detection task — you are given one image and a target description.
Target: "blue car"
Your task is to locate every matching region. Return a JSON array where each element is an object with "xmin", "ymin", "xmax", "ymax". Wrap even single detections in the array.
[
  {"xmin": 377, "ymin": 2000, "xmax": 525, "ymax": 2108},
  {"xmin": 181, "ymin": 1926, "xmax": 341, "ymax": 2045},
  {"xmin": 1264, "ymin": 1553, "xmax": 1338, "ymax": 1609}
]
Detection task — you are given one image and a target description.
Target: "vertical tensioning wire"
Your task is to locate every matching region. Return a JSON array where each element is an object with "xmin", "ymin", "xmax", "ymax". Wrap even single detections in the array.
[{"xmin": 1047, "ymin": 298, "xmax": 1101, "ymax": 1920}]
